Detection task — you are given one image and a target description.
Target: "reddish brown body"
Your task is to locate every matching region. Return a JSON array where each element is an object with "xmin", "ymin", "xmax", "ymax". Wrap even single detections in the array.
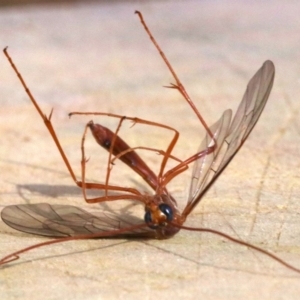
[{"xmin": 1, "ymin": 11, "xmax": 299, "ymax": 275}]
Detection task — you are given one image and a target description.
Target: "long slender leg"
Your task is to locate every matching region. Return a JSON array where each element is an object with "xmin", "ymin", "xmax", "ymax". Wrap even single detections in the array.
[
  {"xmin": 88, "ymin": 121, "xmax": 159, "ymax": 190},
  {"xmin": 3, "ymin": 48, "xmax": 143, "ymax": 200},
  {"xmin": 4, "ymin": 46, "xmax": 182, "ymax": 203},
  {"xmin": 4, "ymin": 48, "xmax": 79, "ymax": 184},
  {"xmin": 83, "ymin": 120, "xmax": 186, "ymax": 189},
  {"xmin": 103, "ymin": 116, "xmax": 127, "ymax": 196},
  {"xmin": 80, "ymin": 119, "xmax": 188, "ymax": 203},
  {"xmin": 162, "ymin": 146, "xmax": 215, "ymax": 186},
  {"xmin": 86, "ymin": 117, "xmax": 218, "ymax": 197},
  {"xmin": 79, "ymin": 115, "xmax": 185, "ymax": 203},
  {"xmin": 70, "ymin": 112, "xmax": 180, "ymax": 185},
  {"xmin": 80, "ymin": 119, "xmax": 135, "ymax": 203},
  {"xmin": 135, "ymin": 11, "xmax": 214, "ymax": 141},
  {"xmin": 72, "ymin": 113, "xmax": 216, "ymax": 198}
]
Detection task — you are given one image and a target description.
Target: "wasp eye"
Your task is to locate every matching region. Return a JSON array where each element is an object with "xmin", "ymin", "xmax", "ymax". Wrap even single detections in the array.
[
  {"xmin": 159, "ymin": 204, "xmax": 173, "ymax": 222},
  {"xmin": 144, "ymin": 211, "xmax": 158, "ymax": 229}
]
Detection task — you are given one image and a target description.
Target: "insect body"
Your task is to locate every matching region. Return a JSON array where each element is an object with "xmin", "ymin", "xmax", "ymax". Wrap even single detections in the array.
[{"xmin": 1, "ymin": 11, "xmax": 297, "ymax": 274}]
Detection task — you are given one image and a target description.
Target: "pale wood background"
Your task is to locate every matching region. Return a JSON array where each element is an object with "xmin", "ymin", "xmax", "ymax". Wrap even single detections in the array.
[{"xmin": 1, "ymin": 1, "xmax": 300, "ymax": 299}]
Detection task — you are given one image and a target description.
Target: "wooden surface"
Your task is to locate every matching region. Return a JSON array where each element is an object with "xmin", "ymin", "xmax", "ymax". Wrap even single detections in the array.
[{"xmin": 1, "ymin": 1, "xmax": 300, "ymax": 299}]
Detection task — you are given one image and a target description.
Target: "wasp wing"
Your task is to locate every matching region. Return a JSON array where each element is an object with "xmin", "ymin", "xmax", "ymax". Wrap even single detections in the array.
[
  {"xmin": 188, "ymin": 110, "xmax": 232, "ymax": 202},
  {"xmin": 184, "ymin": 61, "xmax": 275, "ymax": 215},
  {"xmin": 1, "ymin": 203, "xmax": 155, "ymax": 238}
]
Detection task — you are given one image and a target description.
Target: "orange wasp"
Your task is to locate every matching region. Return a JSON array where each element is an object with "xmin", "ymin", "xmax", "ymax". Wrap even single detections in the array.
[{"xmin": 2, "ymin": 11, "xmax": 298, "ymax": 274}]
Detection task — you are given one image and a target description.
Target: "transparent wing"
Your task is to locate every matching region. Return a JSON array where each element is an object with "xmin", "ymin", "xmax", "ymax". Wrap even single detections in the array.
[
  {"xmin": 184, "ymin": 61, "xmax": 275, "ymax": 215},
  {"xmin": 188, "ymin": 110, "xmax": 232, "ymax": 202},
  {"xmin": 1, "ymin": 203, "xmax": 155, "ymax": 238}
]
